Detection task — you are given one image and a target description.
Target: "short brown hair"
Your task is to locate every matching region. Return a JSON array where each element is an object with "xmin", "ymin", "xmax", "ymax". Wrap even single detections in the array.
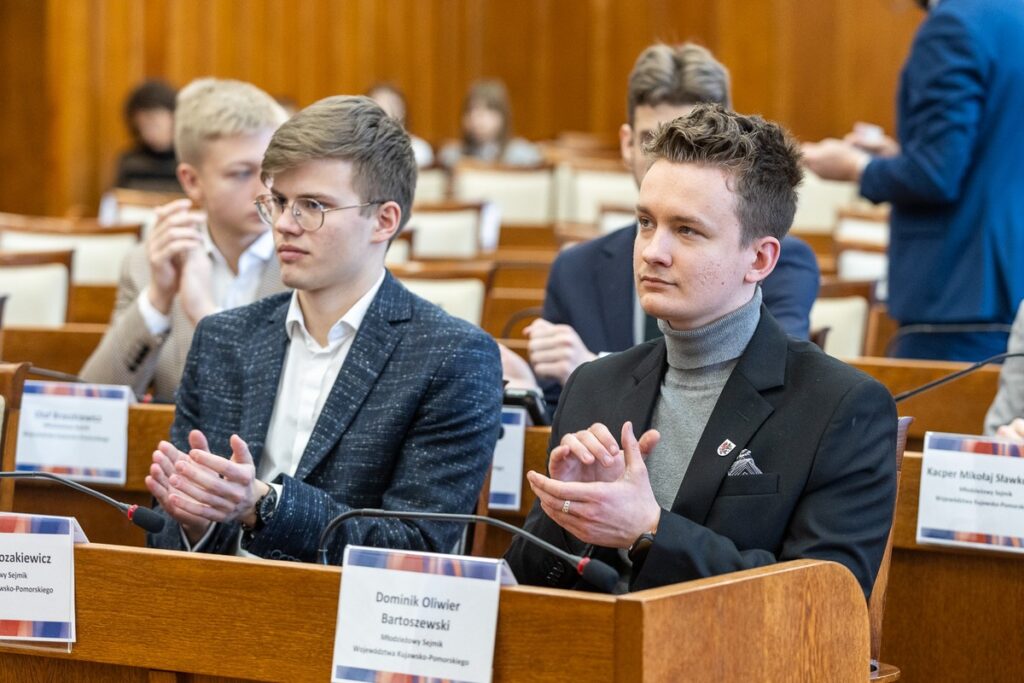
[
  {"xmin": 644, "ymin": 104, "xmax": 803, "ymax": 244},
  {"xmin": 627, "ymin": 43, "xmax": 730, "ymax": 126},
  {"xmin": 261, "ymin": 95, "xmax": 417, "ymax": 230}
]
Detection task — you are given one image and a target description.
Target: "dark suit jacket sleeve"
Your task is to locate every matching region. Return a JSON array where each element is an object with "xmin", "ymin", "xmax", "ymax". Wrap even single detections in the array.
[
  {"xmin": 633, "ymin": 377, "xmax": 897, "ymax": 598},
  {"xmin": 503, "ymin": 368, "xmax": 625, "ymax": 589},
  {"xmin": 860, "ymin": 11, "xmax": 985, "ymax": 206},
  {"xmin": 243, "ymin": 329, "xmax": 503, "ymax": 564},
  {"xmin": 761, "ymin": 238, "xmax": 819, "ymax": 339}
]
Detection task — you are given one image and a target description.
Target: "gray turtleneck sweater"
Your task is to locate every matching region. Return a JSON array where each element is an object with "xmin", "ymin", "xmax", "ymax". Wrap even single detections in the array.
[{"xmin": 646, "ymin": 289, "xmax": 762, "ymax": 508}]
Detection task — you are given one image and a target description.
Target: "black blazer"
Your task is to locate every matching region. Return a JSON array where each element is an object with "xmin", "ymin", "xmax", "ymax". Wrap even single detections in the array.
[{"xmin": 505, "ymin": 308, "xmax": 896, "ymax": 598}]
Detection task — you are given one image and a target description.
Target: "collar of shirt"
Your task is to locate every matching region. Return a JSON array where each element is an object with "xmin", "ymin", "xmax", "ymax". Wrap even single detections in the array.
[
  {"xmin": 202, "ymin": 226, "xmax": 275, "ymax": 274},
  {"xmin": 284, "ymin": 270, "xmax": 387, "ymax": 351}
]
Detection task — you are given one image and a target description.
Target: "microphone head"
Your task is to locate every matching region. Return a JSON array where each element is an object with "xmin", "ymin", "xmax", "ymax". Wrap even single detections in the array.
[
  {"xmin": 578, "ymin": 557, "xmax": 618, "ymax": 594},
  {"xmin": 127, "ymin": 505, "xmax": 166, "ymax": 533}
]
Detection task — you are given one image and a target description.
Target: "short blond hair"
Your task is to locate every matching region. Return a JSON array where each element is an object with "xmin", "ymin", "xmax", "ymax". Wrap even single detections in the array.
[{"xmin": 174, "ymin": 78, "xmax": 287, "ymax": 165}]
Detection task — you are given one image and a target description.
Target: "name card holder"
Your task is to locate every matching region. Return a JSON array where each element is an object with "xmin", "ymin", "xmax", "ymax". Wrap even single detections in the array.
[
  {"xmin": 331, "ymin": 545, "xmax": 515, "ymax": 683},
  {"xmin": 489, "ymin": 407, "xmax": 526, "ymax": 511},
  {"xmin": 918, "ymin": 431, "xmax": 1024, "ymax": 553},
  {"xmin": 0, "ymin": 513, "xmax": 87, "ymax": 652},
  {"xmin": 15, "ymin": 380, "xmax": 132, "ymax": 485}
]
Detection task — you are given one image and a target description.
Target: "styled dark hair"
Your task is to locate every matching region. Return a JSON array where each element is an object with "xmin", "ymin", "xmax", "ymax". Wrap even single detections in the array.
[
  {"xmin": 644, "ymin": 104, "xmax": 803, "ymax": 244},
  {"xmin": 262, "ymin": 95, "xmax": 417, "ymax": 230},
  {"xmin": 627, "ymin": 43, "xmax": 730, "ymax": 126}
]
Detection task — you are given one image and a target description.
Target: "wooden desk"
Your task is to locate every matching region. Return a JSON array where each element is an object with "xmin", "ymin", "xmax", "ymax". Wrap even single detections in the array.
[
  {"xmin": 881, "ymin": 452, "xmax": 1024, "ymax": 681},
  {"xmin": 0, "ymin": 545, "xmax": 870, "ymax": 682},
  {"xmin": 850, "ymin": 357, "xmax": 999, "ymax": 451},
  {"xmin": 4, "ymin": 404, "xmax": 174, "ymax": 546},
  {"xmin": 0, "ymin": 323, "xmax": 106, "ymax": 376}
]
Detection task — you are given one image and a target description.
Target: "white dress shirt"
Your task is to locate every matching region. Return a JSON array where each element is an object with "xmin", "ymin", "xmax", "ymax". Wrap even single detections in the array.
[
  {"xmin": 184, "ymin": 271, "xmax": 385, "ymax": 555},
  {"xmin": 138, "ymin": 228, "xmax": 276, "ymax": 335},
  {"xmin": 259, "ymin": 270, "xmax": 386, "ymax": 489}
]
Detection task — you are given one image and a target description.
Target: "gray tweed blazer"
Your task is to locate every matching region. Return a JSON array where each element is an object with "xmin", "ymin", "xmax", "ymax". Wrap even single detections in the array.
[{"xmin": 148, "ymin": 272, "xmax": 503, "ymax": 563}]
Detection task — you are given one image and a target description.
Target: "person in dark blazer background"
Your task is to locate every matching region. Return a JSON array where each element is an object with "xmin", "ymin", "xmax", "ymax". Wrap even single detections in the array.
[
  {"xmin": 501, "ymin": 43, "xmax": 819, "ymax": 412},
  {"xmin": 146, "ymin": 96, "xmax": 503, "ymax": 563},
  {"xmin": 505, "ymin": 106, "xmax": 896, "ymax": 599},
  {"xmin": 804, "ymin": 0, "xmax": 1024, "ymax": 361}
]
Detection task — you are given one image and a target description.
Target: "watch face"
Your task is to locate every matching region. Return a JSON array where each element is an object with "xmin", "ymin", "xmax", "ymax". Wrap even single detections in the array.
[{"xmin": 258, "ymin": 488, "xmax": 278, "ymax": 526}]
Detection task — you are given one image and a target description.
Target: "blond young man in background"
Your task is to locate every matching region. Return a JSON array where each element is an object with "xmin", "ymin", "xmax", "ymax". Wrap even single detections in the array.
[{"xmin": 81, "ymin": 78, "xmax": 289, "ymax": 401}]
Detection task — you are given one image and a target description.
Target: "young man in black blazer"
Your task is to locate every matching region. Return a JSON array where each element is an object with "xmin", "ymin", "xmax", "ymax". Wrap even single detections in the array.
[{"xmin": 505, "ymin": 106, "xmax": 896, "ymax": 598}]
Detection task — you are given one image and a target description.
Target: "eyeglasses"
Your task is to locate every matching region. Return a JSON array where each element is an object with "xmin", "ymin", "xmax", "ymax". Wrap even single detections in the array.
[{"xmin": 254, "ymin": 194, "xmax": 386, "ymax": 232}]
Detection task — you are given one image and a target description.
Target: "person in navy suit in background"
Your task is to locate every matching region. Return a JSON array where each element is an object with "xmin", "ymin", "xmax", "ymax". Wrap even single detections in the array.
[
  {"xmin": 502, "ymin": 43, "xmax": 820, "ymax": 412},
  {"xmin": 804, "ymin": 0, "xmax": 1024, "ymax": 361},
  {"xmin": 146, "ymin": 96, "xmax": 502, "ymax": 563}
]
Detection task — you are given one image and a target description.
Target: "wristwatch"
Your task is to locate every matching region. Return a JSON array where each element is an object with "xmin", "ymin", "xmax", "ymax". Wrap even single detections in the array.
[
  {"xmin": 627, "ymin": 531, "xmax": 656, "ymax": 565},
  {"xmin": 246, "ymin": 485, "xmax": 278, "ymax": 532}
]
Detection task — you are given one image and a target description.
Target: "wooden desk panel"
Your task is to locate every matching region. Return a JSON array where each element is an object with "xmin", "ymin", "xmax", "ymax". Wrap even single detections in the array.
[
  {"xmin": 881, "ymin": 452, "xmax": 1024, "ymax": 681},
  {"xmin": 0, "ymin": 546, "xmax": 867, "ymax": 682},
  {"xmin": 8, "ymin": 404, "xmax": 174, "ymax": 546}
]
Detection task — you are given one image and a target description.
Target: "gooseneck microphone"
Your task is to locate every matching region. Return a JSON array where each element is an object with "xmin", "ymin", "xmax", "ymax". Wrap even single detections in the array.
[
  {"xmin": 892, "ymin": 352, "xmax": 1024, "ymax": 403},
  {"xmin": 0, "ymin": 471, "xmax": 165, "ymax": 533},
  {"xmin": 317, "ymin": 508, "xmax": 619, "ymax": 593}
]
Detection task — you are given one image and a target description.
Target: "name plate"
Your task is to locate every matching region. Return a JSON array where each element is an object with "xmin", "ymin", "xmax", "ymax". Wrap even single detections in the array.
[
  {"xmin": 15, "ymin": 380, "xmax": 132, "ymax": 485},
  {"xmin": 0, "ymin": 513, "xmax": 86, "ymax": 643},
  {"xmin": 489, "ymin": 407, "xmax": 526, "ymax": 511},
  {"xmin": 918, "ymin": 432, "xmax": 1024, "ymax": 553},
  {"xmin": 331, "ymin": 546, "xmax": 515, "ymax": 683}
]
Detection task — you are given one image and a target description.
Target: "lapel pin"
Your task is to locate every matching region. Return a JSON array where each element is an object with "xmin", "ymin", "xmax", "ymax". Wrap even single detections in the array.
[{"xmin": 717, "ymin": 439, "xmax": 736, "ymax": 457}]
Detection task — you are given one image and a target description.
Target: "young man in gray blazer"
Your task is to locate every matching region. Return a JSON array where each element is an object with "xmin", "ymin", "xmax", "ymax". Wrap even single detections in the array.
[
  {"xmin": 505, "ymin": 106, "xmax": 896, "ymax": 598},
  {"xmin": 145, "ymin": 96, "xmax": 503, "ymax": 563},
  {"xmin": 80, "ymin": 78, "xmax": 289, "ymax": 401}
]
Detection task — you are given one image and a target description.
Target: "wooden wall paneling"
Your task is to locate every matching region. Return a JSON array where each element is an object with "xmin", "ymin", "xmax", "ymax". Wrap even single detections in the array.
[
  {"xmin": 45, "ymin": 0, "xmax": 97, "ymax": 216},
  {"xmin": 546, "ymin": 0, "xmax": 594, "ymax": 139},
  {"xmin": 834, "ymin": 0, "xmax": 923, "ymax": 137},
  {"xmin": 95, "ymin": 0, "xmax": 146, "ymax": 199},
  {"xmin": 715, "ymin": 0, "xmax": 780, "ymax": 124},
  {"xmin": 0, "ymin": 1, "xmax": 48, "ymax": 215},
  {"xmin": 7, "ymin": 0, "xmax": 927, "ymax": 217}
]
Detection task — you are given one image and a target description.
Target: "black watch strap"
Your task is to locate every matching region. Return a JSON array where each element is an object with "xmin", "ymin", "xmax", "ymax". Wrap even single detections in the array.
[
  {"xmin": 248, "ymin": 485, "xmax": 278, "ymax": 532},
  {"xmin": 627, "ymin": 531, "xmax": 656, "ymax": 565}
]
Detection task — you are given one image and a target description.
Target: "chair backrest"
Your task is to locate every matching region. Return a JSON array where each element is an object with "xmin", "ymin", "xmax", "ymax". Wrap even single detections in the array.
[
  {"xmin": 398, "ymin": 278, "xmax": 486, "ymax": 326},
  {"xmin": 567, "ymin": 165, "xmax": 637, "ymax": 224},
  {"xmin": 413, "ymin": 166, "xmax": 450, "ymax": 206},
  {"xmin": 100, "ymin": 188, "xmax": 187, "ymax": 236},
  {"xmin": 833, "ymin": 207, "xmax": 890, "ymax": 284},
  {"xmin": 791, "ymin": 170, "xmax": 860, "ymax": 233},
  {"xmin": 0, "ymin": 250, "xmax": 73, "ymax": 327},
  {"xmin": 0, "ymin": 225, "xmax": 140, "ymax": 284},
  {"xmin": 407, "ymin": 202, "xmax": 484, "ymax": 259},
  {"xmin": 453, "ymin": 161, "xmax": 555, "ymax": 225},
  {"xmin": 809, "ymin": 296, "xmax": 869, "ymax": 358},
  {"xmin": 869, "ymin": 415, "xmax": 914, "ymax": 668},
  {"xmin": 0, "ymin": 362, "xmax": 30, "ymax": 512},
  {"xmin": 597, "ymin": 203, "xmax": 638, "ymax": 235}
]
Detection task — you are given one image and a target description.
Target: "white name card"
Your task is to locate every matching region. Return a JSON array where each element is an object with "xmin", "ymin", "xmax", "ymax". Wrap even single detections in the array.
[
  {"xmin": 918, "ymin": 431, "xmax": 1024, "ymax": 553},
  {"xmin": 15, "ymin": 380, "xmax": 132, "ymax": 485},
  {"xmin": 0, "ymin": 513, "xmax": 86, "ymax": 643},
  {"xmin": 332, "ymin": 546, "xmax": 514, "ymax": 683},
  {"xmin": 489, "ymin": 407, "xmax": 526, "ymax": 511}
]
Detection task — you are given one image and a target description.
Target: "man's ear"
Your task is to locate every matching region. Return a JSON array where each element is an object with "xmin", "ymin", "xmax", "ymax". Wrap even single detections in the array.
[
  {"xmin": 176, "ymin": 162, "xmax": 203, "ymax": 206},
  {"xmin": 619, "ymin": 123, "xmax": 635, "ymax": 171},
  {"xmin": 744, "ymin": 236, "xmax": 781, "ymax": 285},
  {"xmin": 371, "ymin": 201, "xmax": 402, "ymax": 244}
]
